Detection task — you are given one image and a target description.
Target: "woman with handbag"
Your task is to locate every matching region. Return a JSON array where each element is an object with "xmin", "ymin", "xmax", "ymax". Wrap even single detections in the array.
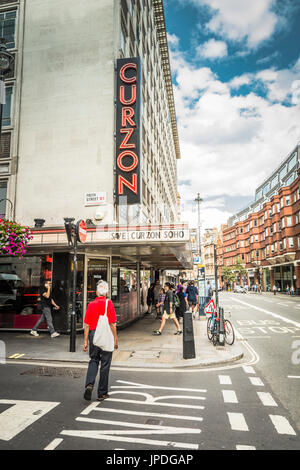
[{"xmin": 83, "ymin": 280, "xmax": 118, "ymax": 401}]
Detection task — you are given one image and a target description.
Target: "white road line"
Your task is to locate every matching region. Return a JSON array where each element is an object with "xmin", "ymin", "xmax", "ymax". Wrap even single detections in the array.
[
  {"xmin": 269, "ymin": 415, "xmax": 297, "ymax": 435},
  {"xmin": 249, "ymin": 377, "xmax": 264, "ymax": 386},
  {"xmin": 287, "ymin": 376, "xmax": 300, "ymax": 379},
  {"xmin": 227, "ymin": 413, "xmax": 249, "ymax": 432},
  {"xmin": 113, "ymin": 380, "xmax": 207, "ymax": 393},
  {"xmin": 230, "ymin": 298, "xmax": 300, "ymax": 328},
  {"xmin": 243, "ymin": 366, "xmax": 256, "ymax": 374},
  {"xmin": 278, "ymin": 303, "xmax": 289, "ymax": 307},
  {"xmin": 218, "ymin": 375, "xmax": 232, "ymax": 385},
  {"xmin": 105, "ymin": 398, "xmax": 205, "ymax": 410},
  {"xmin": 44, "ymin": 438, "xmax": 64, "ymax": 450},
  {"xmin": 222, "ymin": 390, "xmax": 238, "ymax": 404},
  {"xmin": 236, "ymin": 445, "xmax": 256, "ymax": 450},
  {"xmin": 257, "ymin": 392, "xmax": 278, "ymax": 407},
  {"xmin": 87, "ymin": 406, "xmax": 203, "ymax": 422}
]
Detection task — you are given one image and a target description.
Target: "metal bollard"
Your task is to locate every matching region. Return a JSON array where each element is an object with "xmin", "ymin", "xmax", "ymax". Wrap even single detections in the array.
[
  {"xmin": 183, "ymin": 311, "xmax": 196, "ymax": 359},
  {"xmin": 218, "ymin": 306, "xmax": 225, "ymax": 346}
]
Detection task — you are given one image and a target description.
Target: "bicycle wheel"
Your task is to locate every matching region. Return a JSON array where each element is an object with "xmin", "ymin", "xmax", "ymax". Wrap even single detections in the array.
[
  {"xmin": 207, "ymin": 317, "xmax": 213, "ymax": 341},
  {"xmin": 224, "ymin": 319, "xmax": 235, "ymax": 345}
]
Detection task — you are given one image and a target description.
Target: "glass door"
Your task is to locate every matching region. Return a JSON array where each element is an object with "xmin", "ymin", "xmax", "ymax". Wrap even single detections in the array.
[{"xmin": 86, "ymin": 258, "xmax": 109, "ymax": 305}]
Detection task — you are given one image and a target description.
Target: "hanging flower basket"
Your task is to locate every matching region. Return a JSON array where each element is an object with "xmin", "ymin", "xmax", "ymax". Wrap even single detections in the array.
[{"xmin": 0, "ymin": 218, "xmax": 33, "ymax": 258}]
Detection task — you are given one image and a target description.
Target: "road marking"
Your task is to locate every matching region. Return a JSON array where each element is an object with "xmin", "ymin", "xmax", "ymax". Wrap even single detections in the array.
[
  {"xmin": 44, "ymin": 438, "xmax": 64, "ymax": 450},
  {"xmin": 82, "ymin": 406, "xmax": 203, "ymax": 422},
  {"xmin": 112, "ymin": 380, "xmax": 207, "ymax": 393},
  {"xmin": 257, "ymin": 392, "xmax": 278, "ymax": 407},
  {"xmin": 269, "ymin": 415, "xmax": 297, "ymax": 435},
  {"xmin": 227, "ymin": 413, "xmax": 249, "ymax": 432},
  {"xmin": 287, "ymin": 376, "xmax": 300, "ymax": 379},
  {"xmin": 249, "ymin": 377, "xmax": 264, "ymax": 386},
  {"xmin": 222, "ymin": 390, "xmax": 238, "ymax": 403},
  {"xmin": 60, "ymin": 429, "xmax": 199, "ymax": 449},
  {"xmin": 236, "ymin": 445, "xmax": 256, "ymax": 450},
  {"xmin": 218, "ymin": 375, "xmax": 232, "ymax": 385},
  {"xmin": 76, "ymin": 416, "xmax": 201, "ymax": 434},
  {"xmin": 278, "ymin": 303, "xmax": 289, "ymax": 307},
  {"xmin": 230, "ymin": 298, "xmax": 300, "ymax": 328},
  {"xmin": 0, "ymin": 400, "xmax": 60, "ymax": 441},
  {"xmin": 243, "ymin": 366, "xmax": 255, "ymax": 374},
  {"xmin": 8, "ymin": 353, "xmax": 25, "ymax": 359}
]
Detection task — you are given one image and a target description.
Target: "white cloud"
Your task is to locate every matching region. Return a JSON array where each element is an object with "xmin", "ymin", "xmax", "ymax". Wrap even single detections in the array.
[
  {"xmin": 196, "ymin": 39, "xmax": 228, "ymax": 59},
  {"xmin": 189, "ymin": 0, "xmax": 278, "ymax": 48},
  {"xmin": 171, "ymin": 49, "xmax": 300, "ymax": 230}
]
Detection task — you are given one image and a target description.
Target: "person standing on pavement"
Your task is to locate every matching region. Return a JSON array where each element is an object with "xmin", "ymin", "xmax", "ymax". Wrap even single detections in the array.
[
  {"xmin": 153, "ymin": 282, "xmax": 182, "ymax": 336},
  {"xmin": 30, "ymin": 279, "xmax": 60, "ymax": 338},
  {"xmin": 273, "ymin": 284, "xmax": 277, "ymax": 295},
  {"xmin": 83, "ymin": 280, "xmax": 118, "ymax": 402},
  {"xmin": 176, "ymin": 286, "xmax": 189, "ymax": 322},
  {"xmin": 146, "ymin": 283, "xmax": 155, "ymax": 314}
]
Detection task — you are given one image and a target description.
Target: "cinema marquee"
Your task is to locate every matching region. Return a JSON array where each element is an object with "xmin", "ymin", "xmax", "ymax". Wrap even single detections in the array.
[{"xmin": 115, "ymin": 57, "xmax": 141, "ymax": 205}]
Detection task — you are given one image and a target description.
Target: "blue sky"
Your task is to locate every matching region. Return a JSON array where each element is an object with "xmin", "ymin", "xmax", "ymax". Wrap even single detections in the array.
[{"xmin": 163, "ymin": 0, "xmax": 300, "ymax": 230}]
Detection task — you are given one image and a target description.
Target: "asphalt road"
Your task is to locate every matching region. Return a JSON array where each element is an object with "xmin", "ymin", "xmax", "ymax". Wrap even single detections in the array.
[
  {"xmin": 0, "ymin": 291, "xmax": 299, "ymax": 451},
  {"xmin": 220, "ymin": 291, "xmax": 300, "ymax": 429}
]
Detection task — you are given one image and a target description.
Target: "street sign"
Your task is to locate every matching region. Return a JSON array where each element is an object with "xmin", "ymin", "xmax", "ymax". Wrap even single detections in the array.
[{"xmin": 76, "ymin": 220, "xmax": 87, "ymax": 244}]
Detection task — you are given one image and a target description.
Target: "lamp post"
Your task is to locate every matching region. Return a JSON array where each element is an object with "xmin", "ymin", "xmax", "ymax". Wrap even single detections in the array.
[
  {"xmin": 194, "ymin": 193, "xmax": 203, "ymax": 261},
  {"xmin": 0, "ymin": 39, "xmax": 14, "ymax": 146}
]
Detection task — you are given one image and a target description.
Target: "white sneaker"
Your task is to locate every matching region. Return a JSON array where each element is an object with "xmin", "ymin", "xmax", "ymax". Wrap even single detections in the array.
[
  {"xmin": 51, "ymin": 332, "xmax": 60, "ymax": 338},
  {"xmin": 30, "ymin": 330, "xmax": 39, "ymax": 337}
]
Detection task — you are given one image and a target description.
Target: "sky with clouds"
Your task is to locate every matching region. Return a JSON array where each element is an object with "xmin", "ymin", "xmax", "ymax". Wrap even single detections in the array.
[{"xmin": 164, "ymin": 0, "xmax": 300, "ymax": 232}]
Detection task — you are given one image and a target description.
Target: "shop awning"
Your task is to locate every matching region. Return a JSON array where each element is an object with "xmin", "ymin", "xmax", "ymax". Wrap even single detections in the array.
[{"xmin": 29, "ymin": 223, "xmax": 193, "ymax": 270}]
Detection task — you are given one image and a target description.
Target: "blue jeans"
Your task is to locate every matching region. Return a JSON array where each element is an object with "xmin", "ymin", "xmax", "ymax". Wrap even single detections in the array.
[
  {"xmin": 32, "ymin": 306, "xmax": 55, "ymax": 335},
  {"xmin": 85, "ymin": 330, "xmax": 113, "ymax": 397}
]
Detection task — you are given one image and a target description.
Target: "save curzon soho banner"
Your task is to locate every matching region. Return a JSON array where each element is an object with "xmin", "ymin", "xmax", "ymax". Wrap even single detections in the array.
[{"xmin": 115, "ymin": 57, "xmax": 141, "ymax": 205}]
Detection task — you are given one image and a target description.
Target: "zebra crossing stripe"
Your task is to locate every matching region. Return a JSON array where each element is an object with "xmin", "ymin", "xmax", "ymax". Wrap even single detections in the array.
[
  {"xmin": 236, "ymin": 445, "xmax": 256, "ymax": 450},
  {"xmin": 227, "ymin": 413, "xmax": 249, "ymax": 431},
  {"xmin": 222, "ymin": 390, "xmax": 238, "ymax": 404},
  {"xmin": 269, "ymin": 415, "xmax": 297, "ymax": 435},
  {"xmin": 257, "ymin": 392, "xmax": 278, "ymax": 407}
]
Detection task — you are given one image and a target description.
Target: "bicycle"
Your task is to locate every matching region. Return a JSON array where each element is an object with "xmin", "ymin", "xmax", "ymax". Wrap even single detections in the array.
[{"xmin": 206, "ymin": 303, "xmax": 235, "ymax": 346}]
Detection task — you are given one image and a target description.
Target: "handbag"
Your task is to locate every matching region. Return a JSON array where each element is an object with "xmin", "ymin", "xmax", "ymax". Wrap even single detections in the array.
[{"xmin": 93, "ymin": 299, "xmax": 114, "ymax": 352}]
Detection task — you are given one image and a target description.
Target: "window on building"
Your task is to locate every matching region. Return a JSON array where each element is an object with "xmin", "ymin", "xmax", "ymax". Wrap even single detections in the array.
[
  {"xmin": 273, "ymin": 223, "xmax": 276, "ymax": 233},
  {"xmin": 0, "ymin": 180, "xmax": 7, "ymax": 218},
  {"xmin": 285, "ymin": 195, "xmax": 291, "ymax": 206},
  {"xmin": 286, "ymin": 216, "xmax": 292, "ymax": 227},
  {"xmin": 283, "ymin": 238, "xmax": 286, "ymax": 249},
  {"xmin": 281, "ymin": 217, "xmax": 285, "ymax": 228},
  {"xmin": 280, "ymin": 166, "xmax": 287, "ymax": 180},
  {"xmin": 2, "ymin": 86, "xmax": 13, "ymax": 127},
  {"xmin": 288, "ymin": 153, "xmax": 297, "ymax": 171},
  {"xmin": 263, "ymin": 183, "xmax": 270, "ymax": 195},
  {"xmin": 288, "ymin": 237, "xmax": 294, "ymax": 248},
  {"xmin": 298, "ymin": 236, "xmax": 300, "ymax": 249},
  {"xmin": 280, "ymin": 197, "xmax": 284, "ymax": 208},
  {"xmin": 254, "ymin": 234, "xmax": 258, "ymax": 242},
  {"xmin": 0, "ymin": 10, "xmax": 17, "ymax": 49}
]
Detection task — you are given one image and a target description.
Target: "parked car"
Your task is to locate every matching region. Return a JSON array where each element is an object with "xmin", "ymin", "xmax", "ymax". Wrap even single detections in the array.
[{"xmin": 234, "ymin": 285, "xmax": 247, "ymax": 294}]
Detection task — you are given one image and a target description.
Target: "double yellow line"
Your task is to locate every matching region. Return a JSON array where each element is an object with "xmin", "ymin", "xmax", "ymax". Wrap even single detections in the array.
[{"xmin": 8, "ymin": 353, "xmax": 25, "ymax": 359}]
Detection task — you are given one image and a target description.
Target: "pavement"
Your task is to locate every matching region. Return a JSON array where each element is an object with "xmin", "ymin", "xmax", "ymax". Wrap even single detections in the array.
[{"xmin": 0, "ymin": 312, "xmax": 244, "ymax": 369}]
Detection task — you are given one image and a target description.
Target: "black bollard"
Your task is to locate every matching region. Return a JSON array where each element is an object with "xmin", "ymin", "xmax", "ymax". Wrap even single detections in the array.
[
  {"xmin": 183, "ymin": 311, "xmax": 196, "ymax": 359},
  {"xmin": 218, "ymin": 307, "xmax": 225, "ymax": 346}
]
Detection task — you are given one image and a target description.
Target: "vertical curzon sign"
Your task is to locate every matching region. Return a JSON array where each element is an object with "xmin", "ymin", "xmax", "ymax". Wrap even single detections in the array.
[{"xmin": 116, "ymin": 58, "xmax": 141, "ymax": 205}]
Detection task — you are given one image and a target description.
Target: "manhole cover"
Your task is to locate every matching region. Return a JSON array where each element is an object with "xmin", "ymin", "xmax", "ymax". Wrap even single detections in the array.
[{"xmin": 20, "ymin": 366, "xmax": 84, "ymax": 378}]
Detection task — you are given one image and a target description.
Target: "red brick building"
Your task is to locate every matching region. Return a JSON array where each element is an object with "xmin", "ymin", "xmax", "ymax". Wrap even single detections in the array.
[{"xmin": 222, "ymin": 144, "xmax": 300, "ymax": 294}]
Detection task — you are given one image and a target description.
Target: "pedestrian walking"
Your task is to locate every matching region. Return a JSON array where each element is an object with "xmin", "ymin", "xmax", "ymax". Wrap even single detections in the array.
[
  {"xmin": 186, "ymin": 281, "xmax": 199, "ymax": 318},
  {"xmin": 273, "ymin": 284, "xmax": 277, "ymax": 295},
  {"xmin": 83, "ymin": 280, "xmax": 118, "ymax": 402},
  {"xmin": 30, "ymin": 279, "xmax": 60, "ymax": 338},
  {"xmin": 153, "ymin": 282, "xmax": 182, "ymax": 336},
  {"xmin": 291, "ymin": 286, "xmax": 295, "ymax": 296}
]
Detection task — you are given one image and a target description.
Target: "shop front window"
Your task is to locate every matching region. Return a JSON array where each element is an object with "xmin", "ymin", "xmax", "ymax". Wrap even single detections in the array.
[{"xmin": 0, "ymin": 255, "xmax": 52, "ymax": 329}]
